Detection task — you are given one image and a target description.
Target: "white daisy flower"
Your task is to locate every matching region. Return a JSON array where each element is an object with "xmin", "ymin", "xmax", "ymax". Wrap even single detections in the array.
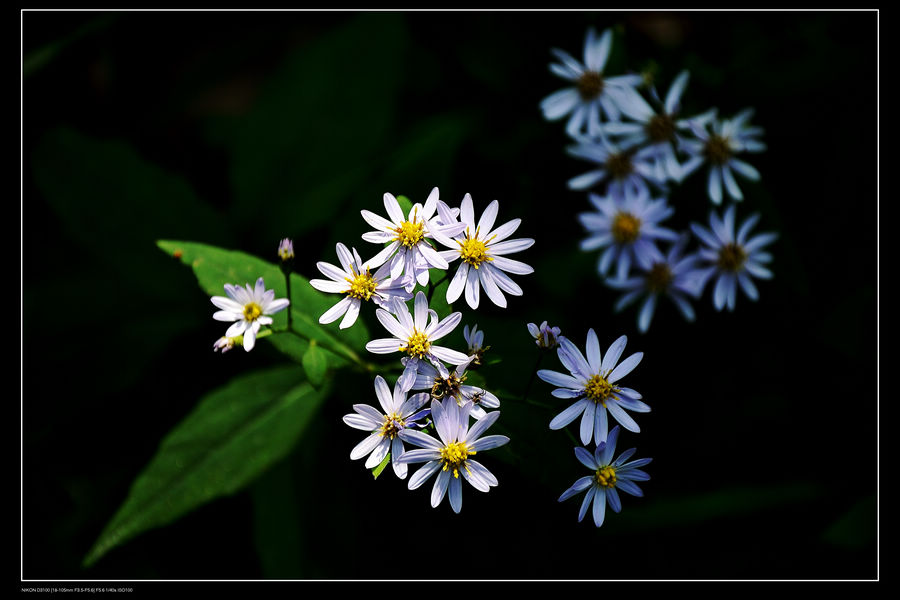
[
  {"xmin": 360, "ymin": 187, "xmax": 467, "ymax": 292},
  {"xmin": 365, "ymin": 291, "xmax": 470, "ymax": 391},
  {"xmin": 404, "ymin": 356, "xmax": 501, "ymax": 421},
  {"xmin": 578, "ymin": 187, "xmax": 680, "ymax": 281},
  {"xmin": 210, "ymin": 277, "xmax": 290, "ymax": 352},
  {"xmin": 690, "ymin": 204, "xmax": 778, "ymax": 311},
  {"xmin": 558, "ymin": 425, "xmax": 651, "ymax": 528},
  {"xmin": 309, "ymin": 242, "xmax": 412, "ymax": 329},
  {"xmin": 397, "ymin": 398, "xmax": 509, "ymax": 513},
  {"xmin": 436, "ymin": 193, "xmax": 535, "ymax": 309},
  {"xmin": 540, "ymin": 26, "xmax": 648, "ymax": 138},
  {"xmin": 538, "ymin": 330, "xmax": 648, "ymax": 445},
  {"xmin": 342, "ymin": 375, "xmax": 431, "ymax": 479}
]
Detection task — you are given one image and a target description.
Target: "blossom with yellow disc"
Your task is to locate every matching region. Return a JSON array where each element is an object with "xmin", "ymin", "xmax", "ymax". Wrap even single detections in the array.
[{"xmin": 210, "ymin": 277, "xmax": 290, "ymax": 352}]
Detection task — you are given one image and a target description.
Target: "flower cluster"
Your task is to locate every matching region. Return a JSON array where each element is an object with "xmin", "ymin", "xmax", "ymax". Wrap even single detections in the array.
[{"xmin": 541, "ymin": 26, "xmax": 778, "ymax": 331}]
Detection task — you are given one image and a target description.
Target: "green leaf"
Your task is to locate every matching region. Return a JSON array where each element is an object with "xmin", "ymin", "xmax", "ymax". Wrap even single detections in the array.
[
  {"xmin": 301, "ymin": 342, "xmax": 328, "ymax": 386},
  {"xmin": 395, "ymin": 195, "xmax": 414, "ymax": 217},
  {"xmin": 156, "ymin": 240, "xmax": 368, "ymax": 367},
  {"xmin": 83, "ymin": 365, "xmax": 325, "ymax": 567},
  {"xmin": 371, "ymin": 453, "xmax": 391, "ymax": 480}
]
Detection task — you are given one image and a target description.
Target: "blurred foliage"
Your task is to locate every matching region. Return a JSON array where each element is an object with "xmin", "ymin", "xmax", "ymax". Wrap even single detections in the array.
[{"xmin": 23, "ymin": 10, "xmax": 877, "ymax": 581}]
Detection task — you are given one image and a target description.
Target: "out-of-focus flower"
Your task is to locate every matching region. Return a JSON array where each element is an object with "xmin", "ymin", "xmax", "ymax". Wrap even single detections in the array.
[
  {"xmin": 679, "ymin": 108, "xmax": 766, "ymax": 204},
  {"xmin": 605, "ymin": 234, "xmax": 707, "ymax": 332},
  {"xmin": 277, "ymin": 238, "xmax": 294, "ymax": 262},
  {"xmin": 360, "ymin": 188, "xmax": 467, "ymax": 291},
  {"xmin": 690, "ymin": 205, "xmax": 777, "ymax": 311},
  {"xmin": 366, "ymin": 291, "xmax": 470, "ymax": 391},
  {"xmin": 342, "ymin": 375, "xmax": 431, "ymax": 479},
  {"xmin": 527, "ymin": 321, "xmax": 562, "ymax": 350},
  {"xmin": 210, "ymin": 277, "xmax": 290, "ymax": 352},
  {"xmin": 538, "ymin": 330, "xmax": 648, "ymax": 445},
  {"xmin": 558, "ymin": 425, "xmax": 651, "ymax": 528},
  {"xmin": 566, "ymin": 136, "xmax": 667, "ymax": 200},
  {"xmin": 310, "ymin": 243, "xmax": 412, "ymax": 329},
  {"xmin": 540, "ymin": 27, "xmax": 648, "ymax": 138},
  {"xmin": 436, "ymin": 194, "xmax": 534, "ymax": 309},
  {"xmin": 397, "ymin": 398, "xmax": 509, "ymax": 513},
  {"xmin": 578, "ymin": 188, "xmax": 680, "ymax": 281}
]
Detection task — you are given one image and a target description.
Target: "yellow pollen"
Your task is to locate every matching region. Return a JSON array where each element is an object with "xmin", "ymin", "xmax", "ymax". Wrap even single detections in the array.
[
  {"xmin": 395, "ymin": 218, "xmax": 425, "ymax": 248},
  {"xmin": 584, "ymin": 373, "xmax": 616, "ymax": 405},
  {"xmin": 646, "ymin": 263, "xmax": 673, "ymax": 293},
  {"xmin": 611, "ymin": 212, "xmax": 642, "ymax": 244},
  {"xmin": 400, "ymin": 331, "xmax": 431, "ymax": 359},
  {"xmin": 431, "ymin": 371, "xmax": 466, "ymax": 401},
  {"xmin": 242, "ymin": 302, "xmax": 263, "ymax": 322},
  {"xmin": 458, "ymin": 232, "xmax": 493, "ymax": 269},
  {"xmin": 595, "ymin": 465, "xmax": 617, "ymax": 488},
  {"xmin": 379, "ymin": 414, "xmax": 405, "ymax": 440},
  {"xmin": 345, "ymin": 268, "xmax": 378, "ymax": 301},
  {"xmin": 704, "ymin": 134, "xmax": 733, "ymax": 165},
  {"xmin": 440, "ymin": 441, "xmax": 475, "ymax": 479},
  {"xmin": 717, "ymin": 243, "xmax": 747, "ymax": 272}
]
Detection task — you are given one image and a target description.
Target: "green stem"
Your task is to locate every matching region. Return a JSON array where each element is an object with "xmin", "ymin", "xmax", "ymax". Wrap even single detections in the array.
[{"xmin": 283, "ymin": 269, "xmax": 293, "ymax": 331}]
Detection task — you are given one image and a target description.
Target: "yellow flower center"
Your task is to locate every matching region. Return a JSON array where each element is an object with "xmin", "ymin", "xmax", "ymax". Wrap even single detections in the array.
[
  {"xmin": 595, "ymin": 465, "xmax": 617, "ymax": 488},
  {"xmin": 458, "ymin": 230, "xmax": 493, "ymax": 269},
  {"xmin": 431, "ymin": 371, "xmax": 466, "ymax": 401},
  {"xmin": 242, "ymin": 302, "xmax": 263, "ymax": 322},
  {"xmin": 577, "ymin": 70, "xmax": 604, "ymax": 100},
  {"xmin": 646, "ymin": 262, "xmax": 673, "ymax": 293},
  {"xmin": 379, "ymin": 413, "xmax": 405, "ymax": 440},
  {"xmin": 611, "ymin": 212, "xmax": 642, "ymax": 244},
  {"xmin": 395, "ymin": 219, "xmax": 426, "ymax": 248},
  {"xmin": 717, "ymin": 243, "xmax": 747, "ymax": 272},
  {"xmin": 400, "ymin": 331, "xmax": 431, "ymax": 359},
  {"xmin": 584, "ymin": 373, "xmax": 616, "ymax": 405},
  {"xmin": 345, "ymin": 268, "xmax": 378, "ymax": 301},
  {"xmin": 704, "ymin": 134, "xmax": 733, "ymax": 166},
  {"xmin": 440, "ymin": 441, "xmax": 476, "ymax": 479}
]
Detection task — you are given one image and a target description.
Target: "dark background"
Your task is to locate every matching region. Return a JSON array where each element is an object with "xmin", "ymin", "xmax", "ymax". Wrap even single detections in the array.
[{"xmin": 22, "ymin": 10, "xmax": 878, "ymax": 581}]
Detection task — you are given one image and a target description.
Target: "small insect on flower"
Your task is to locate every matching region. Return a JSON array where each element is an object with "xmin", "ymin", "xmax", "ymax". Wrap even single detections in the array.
[
  {"xmin": 405, "ymin": 356, "xmax": 501, "ymax": 420},
  {"xmin": 527, "ymin": 321, "xmax": 562, "ymax": 350},
  {"xmin": 210, "ymin": 277, "xmax": 290, "ymax": 352},
  {"xmin": 538, "ymin": 329, "xmax": 649, "ymax": 445},
  {"xmin": 310, "ymin": 242, "xmax": 412, "ymax": 329},
  {"xmin": 342, "ymin": 375, "xmax": 431, "ymax": 480},
  {"xmin": 397, "ymin": 398, "xmax": 509, "ymax": 513},
  {"xmin": 689, "ymin": 204, "xmax": 777, "ymax": 312},
  {"xmin": 558, "ymin": 426, "xmax": 651, "ymax": 528},
  {"xmin": 540, "ymin": 26, "xmax": 648, "ymax": 138}
]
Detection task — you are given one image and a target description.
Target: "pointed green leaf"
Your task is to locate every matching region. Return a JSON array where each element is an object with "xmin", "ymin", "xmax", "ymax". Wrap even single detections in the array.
[
  {"xmin": 302, "ymin": 342, "xmax": 328, "ymax": 386},
  {"xmin": 83, "ymin": 365, "xmax": 325, "ymax": 567},
  {"xmin": 371, "ymin": 453, "xmax": 391, "ymax": 480}
]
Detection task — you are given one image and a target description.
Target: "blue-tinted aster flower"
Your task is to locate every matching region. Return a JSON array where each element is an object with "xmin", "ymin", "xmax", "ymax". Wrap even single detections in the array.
[
  {"xmin": 436, "ymin": 194, "xmax": 535, "ymax": 309},
  {"xmin": 540, "ymin": 27, "xmax": 647, "ymax": 138},
  {"xmin": 690, "ymin": 205, "xmax": 777, "ymax": 311},
  {"xmin": 566, "ymin": 136, "xmax": 667, "ymax": 200},
  {"xmin": 558, "ymin": 425, "xmax": 651, "ymax": 528},
  {"xmin": 310, "ymin": 243, "xmax": 412, "ymax": 329},
  {"xmin": 463, "ymin": 323, "xmax": 489, "ymax": 367},
  {"xmin": 679, "ymin": 108, "xmax": 766, "ymax": 204},
  {"xmin": 342, "ymin": 375, "xmax": 431, "ymax": 479},
  {"xmin": 527, "ymin": 321, "xmax": 562, "ymax": 350},
  {"xmin": 600, "ymin": 70, "xmax": 717, "ymax": 182},
  {"xmin": 605, "ymin": 234, "xmax": 707, "ymax": 332},
  {"xmin": 538, "ymin": 330, "xmax": 648, "ymax": 445},
  {"xmin": 366, "ymin": 291, "xmax": 470, "ymax": 391},
  {"xmin": 361, "ymin": 188, "xmax": 467, "ymax": 291},
  {"xmin": 578, "ymin": 188, "xmax": 680, "ymax": 281},
  {"xmin": 397, "ymin": 398, "xmax": 509, "ymax": 513},
  {"xmin": 404, "ymin": 355, "xmax": 500, "ymax": 421},
  {"xmin": 210, "ymin": 277, "xmax": 290, "ymax": 352}
]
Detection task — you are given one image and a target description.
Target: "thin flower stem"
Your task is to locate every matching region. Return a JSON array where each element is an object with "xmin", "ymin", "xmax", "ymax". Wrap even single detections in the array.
[{"xmin": 283, "ymin": 270, "xmax": 293, "ymax": 331}]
